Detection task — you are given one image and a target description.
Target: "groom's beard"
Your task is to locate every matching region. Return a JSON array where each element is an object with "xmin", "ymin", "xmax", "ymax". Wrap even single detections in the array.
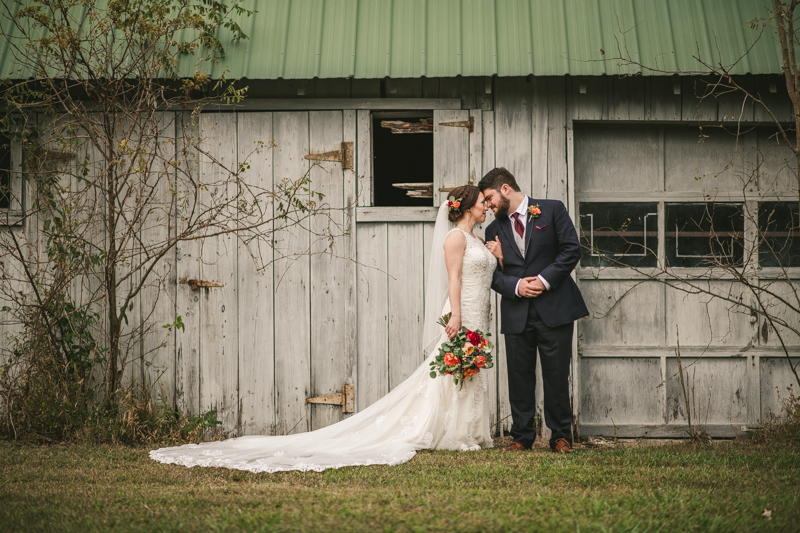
[{"xmin": 493, "ymin": 195, "xmax": 511, "ymax": 218}]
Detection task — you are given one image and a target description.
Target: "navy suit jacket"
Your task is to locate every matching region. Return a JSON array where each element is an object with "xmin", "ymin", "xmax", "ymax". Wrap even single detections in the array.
[{"xmin": 484, "ymin": 198, "xmax": 589, "ymax": 333}]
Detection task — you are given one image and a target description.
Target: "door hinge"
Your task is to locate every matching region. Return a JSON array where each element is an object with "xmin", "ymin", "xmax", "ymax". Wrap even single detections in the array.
[
  {"xmin": 307, "ymin": 384, "xmax": 354, "ymax": 413},
  {"xmin": 304, "ymin": 141, "xmax": 354, "ymax": 169},
  {"xmin": 438, "ymin": 115, "xmax": 474, "ymax": 133},
  {"xmin": 179, "ymin": 277, "xmax": 225, "ymax": 291}
]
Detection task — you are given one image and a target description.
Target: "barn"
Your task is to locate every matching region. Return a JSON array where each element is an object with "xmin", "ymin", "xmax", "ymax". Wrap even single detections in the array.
[{"xmin": 1, "ymin": 0, "xmax": 798, "ymax": 441}]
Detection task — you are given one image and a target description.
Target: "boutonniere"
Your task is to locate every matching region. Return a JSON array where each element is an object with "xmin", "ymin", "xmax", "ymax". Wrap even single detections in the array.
[{"xmin": 528, "ymin": 204, "xmax": 541, "ymax": 219}]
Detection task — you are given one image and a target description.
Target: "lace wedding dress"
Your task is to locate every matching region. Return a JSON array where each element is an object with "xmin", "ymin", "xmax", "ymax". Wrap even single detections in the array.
[{"xmin": 150, "ymin": 208, "xmax": 496, "ymax": 473}]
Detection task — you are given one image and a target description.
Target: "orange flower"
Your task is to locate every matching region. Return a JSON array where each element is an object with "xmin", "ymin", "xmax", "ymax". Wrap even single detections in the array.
[
  {"xmin": 475, "ymin": 356, "xmax": 487, "ymax": 368},
  {"xmin": 463, "ymin": 367, "xmax": 480, "ymax": 378},
  {"xmin": 444, "ymin": 352, "xmax": 460, "ymax": 366},
  {"xmin": 463, "ymin": 343, "xmax": 475, "ymax": 355},
  {"xmin": 530, "ymin": 206, "xmax": 541, "ymax": 216},
  {"xmin": 453, "ymin": 201, "xmax": 461, "ymax": 208}
]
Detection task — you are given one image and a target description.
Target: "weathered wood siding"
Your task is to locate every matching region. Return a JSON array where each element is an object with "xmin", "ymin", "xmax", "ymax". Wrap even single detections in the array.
[{"xmin": 2, "ymin": 75, "xmax": 797, "ymax": 440}]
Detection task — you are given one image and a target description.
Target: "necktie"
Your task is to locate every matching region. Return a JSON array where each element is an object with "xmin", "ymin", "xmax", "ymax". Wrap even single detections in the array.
[{"xmin": 512, "ymin": 212, "xmax": 525, "ymax": 238}]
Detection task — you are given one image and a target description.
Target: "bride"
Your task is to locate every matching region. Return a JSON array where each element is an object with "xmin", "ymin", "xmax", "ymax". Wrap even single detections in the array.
[{"xmin": 150, "ymin": 185, "xmax": 503, "ymax": 472}]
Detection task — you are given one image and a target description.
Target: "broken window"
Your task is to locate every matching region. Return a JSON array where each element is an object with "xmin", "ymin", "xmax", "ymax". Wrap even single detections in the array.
[
  {"xmin": 759, "ymin": 201, "xmax": 800, "ymax": 267},
  {"xmin": 372, "ymin": 112, "xmax": 434, "ymax": 207},
  {"xmin": 579, "ymin": 202, "xmax": 659, "ymax": 268}
]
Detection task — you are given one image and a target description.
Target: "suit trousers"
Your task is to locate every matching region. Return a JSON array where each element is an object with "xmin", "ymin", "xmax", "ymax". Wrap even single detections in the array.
[{"xmin": 504, "ymin": 301, "xmax": 574, "ymax": 449}]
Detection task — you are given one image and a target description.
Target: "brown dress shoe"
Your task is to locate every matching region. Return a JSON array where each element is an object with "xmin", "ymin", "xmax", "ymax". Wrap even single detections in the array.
[
  {"xmin": 501, "ymin": 441, "xmax": 528, "ymax": 451},
  {"xmin": 553, "ymin": 438, "xmax": 573, "ymax": 453}
]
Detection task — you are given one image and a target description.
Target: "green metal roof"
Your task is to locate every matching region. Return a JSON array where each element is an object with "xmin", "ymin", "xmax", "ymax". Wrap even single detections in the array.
[{"xmin": 1, "ymin": 0, "xmax": 787, "ymax": 80}]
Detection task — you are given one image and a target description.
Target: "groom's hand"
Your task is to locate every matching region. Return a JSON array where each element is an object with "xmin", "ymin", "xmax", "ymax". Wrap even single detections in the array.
[{"xmin": 518, "ymin": 277, "xmax": 544, "ymax": 298}]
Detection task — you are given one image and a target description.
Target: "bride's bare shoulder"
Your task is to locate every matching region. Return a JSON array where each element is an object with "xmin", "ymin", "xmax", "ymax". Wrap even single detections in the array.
[{"xmin": 443, "ymin": 229, "xmax": 467, "ymax": 251}]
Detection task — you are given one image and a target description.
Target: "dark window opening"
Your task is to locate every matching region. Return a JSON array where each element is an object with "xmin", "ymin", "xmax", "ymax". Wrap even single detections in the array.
[
  {"xmin": 0, "ymin": 134, "xmax": 10, "ymax": 209},
  {"xmin": 579, "ymin": 202, "xmax": 658, "ymax": 267},
  {"xmin": 759, "ymin": 201, "xmax": 800, "ymax": 267},
  {"xmin": 666, "ymin": 203, "xmax": 744, "ymax": 267},
  {"xmin": 372, "ymin": 113, "xmax": 433, "ymax": 207}
]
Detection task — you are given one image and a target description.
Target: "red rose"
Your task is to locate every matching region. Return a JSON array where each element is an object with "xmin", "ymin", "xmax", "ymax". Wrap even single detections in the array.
[
  {"xmin": 466, "ymin": 330, "xmax": 481, "ymax": 346},
  {"xmin": 475, "ymin": 356, "xmax": 487, "ymax": 368},
  {"xmin": 444, "ymin": 352, "xmax": 461, "ymax": 366}
]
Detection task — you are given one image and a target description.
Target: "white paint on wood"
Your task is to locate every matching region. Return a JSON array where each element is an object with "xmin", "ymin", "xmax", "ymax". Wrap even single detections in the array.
[
  {"xmin": 433, "ymin": 109, "xmax": 471, "ymax": 204},
  {"xmin": 757, "ymin": 128, "xmax": 798, "ymax": 193},
  {"xmin": 273, "ymin": 111, "xmax": 311, "ymax": 434},
  {"xmin": 387, "ymin": 223, "xmax": 425, "ymax": 389},
  {"xmin": 309, "ymin": 110, "xmax": 350, "ymax": 430},
  {"xmin": 579, "ymin": 280, "xmax": 666, "ymax": 346},
  {"xmin": 198, "ymin": 113, "xmax": 239, "ymax": 434},
  {"xmin": 760, "ymin": 356, "xmax": 800, "ymax": 417},
  {"xmin": 356, "ymin": 223, "xmax": 389, "ymax": 409},
  {"xmin": 580, "ymin": 357, "xmax": 663, "ymax": 425},
  {"xmin": 531, "ymin": 78, "xmax": 549, "ymax": 200},
  {"xmin": 356, "ymin": 110, "xmax": 373, "ymax": 206},
  {"xmin": 665, "ymin": 357, "xmax": 749, "ymax": 424},
  {"xmin": 547, "ymin": 77, "xmax": 568, "ymax": 204},
  {"xmin": 468, "ymin": 109, "xmax": 483, "ymax": 186},
  {"xmin": 236, "ymin": 112, "xmax": 276, "ymax": 436},
  {"xmin": 494, "ymin": 78, "xmax": 532, "ymax": 195}
]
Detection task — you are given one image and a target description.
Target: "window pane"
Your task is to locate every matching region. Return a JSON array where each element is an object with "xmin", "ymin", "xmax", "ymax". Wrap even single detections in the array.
[
  {"xmin": 579, "ymin": 203, "xmax": 658, "ymax": 267},
  {"xmin": 759, "ymin": 201, "xmax": 800, "ymax": 267},
  {"xmin": 666, "ymin": 203, "xmax": 744, "ymax": 267},
  {"xmin": 0, "ymin": 134, "xmax": 9, "ymax": 209}
]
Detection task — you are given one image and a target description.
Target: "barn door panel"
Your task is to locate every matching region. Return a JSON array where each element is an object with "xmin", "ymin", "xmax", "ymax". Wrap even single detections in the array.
[
  {"xmin": 309, "ymin": 110, "xmax": 357, "ymax": 430},
  {"xmin": 273, "ymin": 111, "xmax": 312, "ymax": 434},
  {"xmin": 237, "ymin": 112, "xmax": 276, "ymax": 436},
  {"xmin": 433, "ymin": 109, "xmax": 471, "ymax": 204}
]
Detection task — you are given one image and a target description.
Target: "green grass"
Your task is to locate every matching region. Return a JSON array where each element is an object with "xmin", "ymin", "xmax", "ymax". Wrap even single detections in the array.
[{"xmin": 0, "ymin": 440, "xmax": 798, "ymax": 532}]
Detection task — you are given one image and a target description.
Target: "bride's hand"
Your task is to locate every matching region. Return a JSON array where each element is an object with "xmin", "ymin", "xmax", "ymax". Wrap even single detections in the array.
[
  {"xmin": 445, "ymin": 314, "xmax": 461, "ymax": 339},
  {"xmin": 486, "ymin": 236, "xmax": 503, "ymax": 261}
]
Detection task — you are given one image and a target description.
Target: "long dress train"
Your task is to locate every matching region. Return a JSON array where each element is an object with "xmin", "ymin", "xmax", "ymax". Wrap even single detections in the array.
[{"xmin": 150, "ymin": 227, "xmax": 496, "ymax": 473}]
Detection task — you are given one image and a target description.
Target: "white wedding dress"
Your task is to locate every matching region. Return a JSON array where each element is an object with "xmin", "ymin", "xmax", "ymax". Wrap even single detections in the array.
[{"xmin": 150, "ymin": 206, "xmax": 496, "ymax": 473}]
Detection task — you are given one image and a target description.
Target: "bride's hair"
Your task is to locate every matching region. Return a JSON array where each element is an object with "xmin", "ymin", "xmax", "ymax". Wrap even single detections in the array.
[{"xmin": 447, "ymin": 185, "xmax": 480, "ymax": 222}]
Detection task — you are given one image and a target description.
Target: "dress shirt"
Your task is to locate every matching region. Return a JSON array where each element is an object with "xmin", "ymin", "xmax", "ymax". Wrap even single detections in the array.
[{"xmin": 510, "ymin": 197, "xmax": 550, "ymax": 296}]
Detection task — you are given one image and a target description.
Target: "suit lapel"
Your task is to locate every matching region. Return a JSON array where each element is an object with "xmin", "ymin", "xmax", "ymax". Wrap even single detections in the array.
[
  {"xmin": 524, "ymin": 196, "xmax": 536, "ymax": 261},
  {"xmin": 500, "ymin": 215, "xmax": 524, "ymax": 261}
]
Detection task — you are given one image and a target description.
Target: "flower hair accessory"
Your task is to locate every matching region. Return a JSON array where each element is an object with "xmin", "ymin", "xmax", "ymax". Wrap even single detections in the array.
[
  {"xmin": 446, "ymin": 195, "xmax": 462, "ymax": 214},
  {"xmin": 528, "ymin": 204, "xmax": 541, "ymax": 218}
]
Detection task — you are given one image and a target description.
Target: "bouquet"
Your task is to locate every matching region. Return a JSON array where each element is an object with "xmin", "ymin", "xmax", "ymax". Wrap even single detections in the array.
[{"xmin": 429, "ymin": 312, "xmax": 494, "ymax": 388}]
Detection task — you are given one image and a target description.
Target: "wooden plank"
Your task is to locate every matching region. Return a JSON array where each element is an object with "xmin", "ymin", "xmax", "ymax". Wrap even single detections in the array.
[
  {"xmin": 422, "ymin": 78, "xmax": 440, "ymax": 98},
  {"xmin": 531, "ymin": 78, "xmax": 549, "ymax": 200},
  {"xmin": 422, "ymin": 221, "xmax": 436, "ymax": 366},
  {"xmin": 758, "ymin": 279, "xmax": 800, "ymax": 347},
  {"xmin": 580, "ymin": 346, "xmax": 777, "ymax": 358},
  {"xmin": 356, "ymin": 110, "xmax": 373, "ymax": 207},
  {"xmin": 612, "ymin": 75, "xmax": 645, "ymax": 120},
  {"xmin": 665, "ymin": 357, "xmax": 749, "ymax": 424},
  {"xmin": 664, "ymin": 127, "xmax": 758, "ymax": 193},
  {"xmin": 198, "ymin": 113, "xmax": 239, "ymax": 435},
  {"xmin": 579, "ymin": 280, "xmax": 666, "ymax": 346},
  {"xmin": 226, "ymin": 99, "xmax": 461, "ymax": 111},
  {"xmin": 433, "ymin": 109, "xmax": 471, "ymax": 204},
  {"xmin": 718, "ymin": 76, "xmax": 754, "ymax": 123},
  {"xmin": 760, "ymin": 356, "xmax": 800, "ymax": 418},
  {"xmin": 580, "ymin": 423, "xmax": 747, "ymax": 438},
  {"xmin": 342, "ymin": 110, "xmax": 359, "ymax": 410},
  {"xmin": 357, "ymin": 206, "xmax": 438, "ymax": 222},
  {"xmin": 580, "ymin": 358, "xmax": 663, "ymax": 425},
  {"xmin": 494, "ymin": 77, "xmax": 532, "ymax": 195},
  {"xmin": 570, "ymin": 76, "xmax": 608, "ymax": 121},
  {"xmin": 757, "ymin": 127, "xmax": 798, "ymax": 193},
  {"xmin": 350, "ymin": 79, "xmax": 382, "ymax": 98},
  {"xmin": 573, "ymin": 125, "xmax": 662, "ymax": 193},
  {"xmin": 309, "ymin": 110, "xmax": 349, "ymax": 430},
  {"xmin": 665, "ymin": 281, "xmax": 756, "ymax": 348},
  {"xmin": 387, "ymin": 223, "xmax": 425, "ymax": 390},
  {"xmin": 315, "ymin": 79, "xmax": 351, "ymax": 98},
  {"xmin": 649, "ymin": 76, "xmax": 682, "ymax": 121},
  {"xmin": 681, "ymin": 77, "xmax": 718, "ymax": 121},
  {"xmin": 236, "ymin": 112, "xmax": 276, "ymax": 436},
  {"xmin": 140, "ymin": 113, "xmax": 177, "ymax": 407},
  {"xmin": 356, "ymin": 223, "xmax": 389, "ymax": 409},
  {"xmin": 468, "ymin": 109, "xmax": 483, "ymax": 186},
  {"xmin": 273, "ymin": 111, "xmax": 311, "ymax": 434},
  {"xmin": 547, "ymin": 77, "xmax": 568, "ymax": 204},
  {"xmin": 753, "ymin": 76, "xmax": 793, "ymax": 123},
  {"xmin": 175, "ymin": 111, "xmax": 201, "ymax": 416},
  {"xmin": 478, "ymin": 76, "xmax": 493, "ymax": 111},
  {"xmin": 386, "ymin": 79, "xmax": 424, "ymax": 98}
]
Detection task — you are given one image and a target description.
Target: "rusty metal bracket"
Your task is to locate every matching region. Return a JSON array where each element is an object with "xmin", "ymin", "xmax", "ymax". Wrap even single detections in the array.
[
  {"xmin": 438, "ymin": 115, "xmax": 474, "ymax": 133},
  {"xmin": 304, "ymin": 141, "xmax": 354, "ymax": 169},
  {"xmin": 179, "ymin": 277, "xmax": 225, "ymax": 291},
  {"xmin": 307, "ymin": 384, "xmax": 354, "ymax": 413}
]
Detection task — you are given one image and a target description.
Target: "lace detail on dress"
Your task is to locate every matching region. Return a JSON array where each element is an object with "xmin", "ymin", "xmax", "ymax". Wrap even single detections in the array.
[{"xmin": 150, "ymin": 227, "xmax": 496, "ymax": 473}]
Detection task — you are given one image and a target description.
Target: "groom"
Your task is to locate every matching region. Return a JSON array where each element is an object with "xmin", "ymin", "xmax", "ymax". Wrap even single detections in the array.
[{"xmin": 479, "ymin": 167, "xmax": 588, "ymax": 453}]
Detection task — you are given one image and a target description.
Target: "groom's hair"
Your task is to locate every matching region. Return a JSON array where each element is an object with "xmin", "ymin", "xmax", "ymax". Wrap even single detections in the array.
[{"xmin": 478, "ymin": 167, "xmax": 521, "ymax": 193}]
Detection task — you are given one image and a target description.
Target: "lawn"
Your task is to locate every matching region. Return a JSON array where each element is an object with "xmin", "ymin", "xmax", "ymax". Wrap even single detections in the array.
[{"xmin": 0, "ymin": 439, "xmax": 797, "ymax": 532}]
